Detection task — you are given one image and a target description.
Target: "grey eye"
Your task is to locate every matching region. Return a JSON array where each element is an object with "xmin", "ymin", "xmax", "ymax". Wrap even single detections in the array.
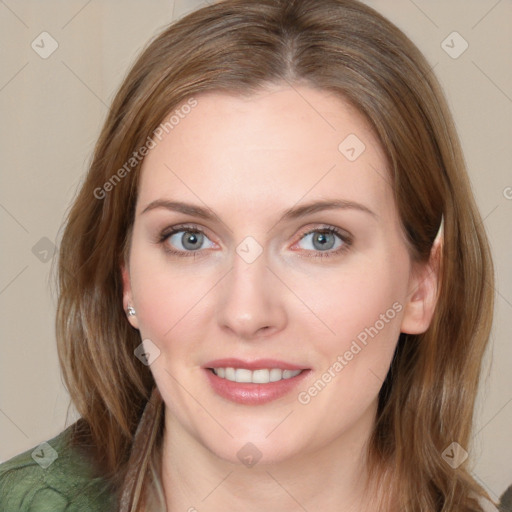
[
  {"xmin": 298, "ymin": 230, "xmax": 344, "ymax": 252},
  {"xmin": 168, "ymin": 230, "xmax": 214, "ymax": 251}
]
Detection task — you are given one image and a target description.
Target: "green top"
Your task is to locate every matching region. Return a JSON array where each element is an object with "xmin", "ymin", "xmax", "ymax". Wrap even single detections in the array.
[
  {"xmin": 1, "ymin": 424, "xmax": 509, "ymax": 512},
  {"xmin": 0, "ymin": 423, "xmax": 117, "ymax": 511}
]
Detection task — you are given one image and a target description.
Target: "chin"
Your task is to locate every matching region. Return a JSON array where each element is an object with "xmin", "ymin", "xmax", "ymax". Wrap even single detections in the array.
[{"xmin": 199, "ymin": 427, "xmax": 306, "ymax": 468}]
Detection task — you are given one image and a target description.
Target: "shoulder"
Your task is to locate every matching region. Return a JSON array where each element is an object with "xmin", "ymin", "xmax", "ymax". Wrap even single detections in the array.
[
  {"xmin": 500, "ymin": 484, "xmax": 512, "ymax": 510},
  {"xmin": 0, "ymin": 422, "xmax": 117, "ymax": 512},
  {"xmin": 476, "ymin": 494, "xmax": 500, "ymax": 512}
]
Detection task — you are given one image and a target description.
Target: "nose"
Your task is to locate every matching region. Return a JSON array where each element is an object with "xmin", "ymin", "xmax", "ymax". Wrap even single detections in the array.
[{"xmin": 216, "ymin": 246, "xmax": 287, "ymax": 341}]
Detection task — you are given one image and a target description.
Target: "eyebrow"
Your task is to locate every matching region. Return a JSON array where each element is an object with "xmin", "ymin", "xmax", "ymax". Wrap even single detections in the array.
[{"xmin": 141, "ymin": 198, "xmax": 377, "ymax": 223}]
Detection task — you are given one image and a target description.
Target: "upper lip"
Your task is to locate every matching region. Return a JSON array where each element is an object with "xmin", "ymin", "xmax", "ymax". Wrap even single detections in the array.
[{"xmin": 203, "ymin": 358, "xmax": 308, "ymax": 371}]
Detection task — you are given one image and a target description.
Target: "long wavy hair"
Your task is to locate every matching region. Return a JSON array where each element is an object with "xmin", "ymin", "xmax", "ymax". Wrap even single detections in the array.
[{"xmin": 53, "ymin": 0, "xmax": 496, "ymax": 510}]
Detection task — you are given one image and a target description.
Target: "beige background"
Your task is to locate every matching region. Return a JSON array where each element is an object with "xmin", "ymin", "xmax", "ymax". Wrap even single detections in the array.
[{"xmin": 0, "ymin": 0, "xmax": 511, "ymax": 503}]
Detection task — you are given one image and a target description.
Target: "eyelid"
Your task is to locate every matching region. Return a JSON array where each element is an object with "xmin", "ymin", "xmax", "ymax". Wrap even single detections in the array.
[
  {"xmin": 158, "ymin": 223, "xmax": 218, "ymax": 251},
  {"xmin": 293, "ymin": 224, "xmax": 352, "ymax": 244},
  {"xmin": 289, "ymin": 224, "xmax": 352, "ymax": 257}
]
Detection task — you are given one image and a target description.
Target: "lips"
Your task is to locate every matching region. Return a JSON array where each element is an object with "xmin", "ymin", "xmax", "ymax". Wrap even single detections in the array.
[
  {"xmin": 202, "ymin": 358, "xmax": 311, "ymax": 405},
  {"xmin": 203, "ymin": 358, "xmax": 306, "ymax": 371}
]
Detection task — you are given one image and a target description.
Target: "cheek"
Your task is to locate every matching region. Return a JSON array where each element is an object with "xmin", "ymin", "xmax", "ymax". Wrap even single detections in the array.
[
  {"xmin": 130, "ymin": 228, "xmax": 410, "ymax": 353},
  {"xmin": 134, "ymin": 272, "xmax": 211, "ymax": 342},
  {"xmin": 293, "ymin": 253, "xmax": 408, "ymax": 413},
  {"xmin": 129, "ymin": 243, "xmax": 213, "ymax": 340},
  {"xmin": 293, "ymin": 254, "xmax": 407, "ymax": 350}
]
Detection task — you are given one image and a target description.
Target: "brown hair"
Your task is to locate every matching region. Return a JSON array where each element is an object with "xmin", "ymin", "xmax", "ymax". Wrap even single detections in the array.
[{"xmin": 53, "ymin": 0, "xmax": 496, "ymax": 510}]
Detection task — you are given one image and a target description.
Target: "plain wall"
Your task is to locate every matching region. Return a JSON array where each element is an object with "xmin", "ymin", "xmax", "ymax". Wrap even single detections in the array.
[{"xmin": 0, "ymin": 0, "xmax": 511, "ymax": 503}]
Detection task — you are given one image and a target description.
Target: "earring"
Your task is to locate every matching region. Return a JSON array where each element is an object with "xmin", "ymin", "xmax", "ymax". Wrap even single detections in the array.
[{"xmin": 127, "ymin": 306, "xmax": 136, "ymax": 317}]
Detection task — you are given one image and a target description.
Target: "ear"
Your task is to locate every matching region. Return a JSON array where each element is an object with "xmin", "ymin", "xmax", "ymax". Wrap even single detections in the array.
[
  {"xmin": 400, "ymin": 230, "xmax": 443, "ymax": 335},
  {"xmin": 121, "ymin": 262, "xmax": 139, "ymax": 330}
]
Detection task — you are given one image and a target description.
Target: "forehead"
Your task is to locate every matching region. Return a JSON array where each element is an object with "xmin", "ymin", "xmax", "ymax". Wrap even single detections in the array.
[{"xmin": 136, "ymin": 84, "xmax": 394, "ymax": 221}]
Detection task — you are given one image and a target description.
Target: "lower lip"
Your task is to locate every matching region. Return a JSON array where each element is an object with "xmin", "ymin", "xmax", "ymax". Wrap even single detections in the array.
[{"xmin": 204, "ymin": 368, "xmax": 310, "ymax": 405}]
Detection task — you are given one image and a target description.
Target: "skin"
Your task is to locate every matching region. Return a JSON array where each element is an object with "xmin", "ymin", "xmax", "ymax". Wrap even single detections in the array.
[{"xmin": 121, "ymin": 83, "xmax": 441, "ymax": 512}]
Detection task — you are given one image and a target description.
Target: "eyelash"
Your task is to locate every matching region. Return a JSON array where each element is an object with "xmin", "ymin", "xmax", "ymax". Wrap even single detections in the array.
[{"xmin": 156, "ymin": 223, "xmax": 352, "ymax": 259}]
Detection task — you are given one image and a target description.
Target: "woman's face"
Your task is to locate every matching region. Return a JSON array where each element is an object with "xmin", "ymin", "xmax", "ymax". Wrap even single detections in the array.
[{"xmin": 122, "ymin": 83, "xmax": 436, "ymax": 466}]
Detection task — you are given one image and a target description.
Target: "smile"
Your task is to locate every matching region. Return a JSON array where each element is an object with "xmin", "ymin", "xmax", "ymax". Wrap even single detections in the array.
[{"xmin": 210, "ymin": 367, "xmax": 303, "ymax": 383}]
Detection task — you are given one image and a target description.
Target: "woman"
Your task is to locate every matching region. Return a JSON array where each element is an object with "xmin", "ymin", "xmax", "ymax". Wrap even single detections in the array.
[{"xmin": 0, "ymin": 0, "xmax": 500, "ymax": 510}]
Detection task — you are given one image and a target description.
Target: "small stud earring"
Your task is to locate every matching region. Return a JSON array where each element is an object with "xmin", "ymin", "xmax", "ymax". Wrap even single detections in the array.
[{"xmin": 127, "ymin": 306, "xmax": 136, "ymax": 317}]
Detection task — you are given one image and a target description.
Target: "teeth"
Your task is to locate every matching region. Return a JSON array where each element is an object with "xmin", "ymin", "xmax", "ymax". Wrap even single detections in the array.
[
  {"xmin": 252, "ymin": 369, "xmax": 269, "ymax": 383},
  {"xmin": 212, "ymin": 367, "xmax": 302, "ymax": 383},
  {"xmin": 236, "ymin": 369, "xmax": 252, "ymax": 383},
  {"xmin": 269, "ymin": 368, "xmax": 282, "ymax": 382}
]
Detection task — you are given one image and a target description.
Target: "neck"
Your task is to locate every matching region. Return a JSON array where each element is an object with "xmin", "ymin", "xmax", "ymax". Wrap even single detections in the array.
[{"xmin": 158, "ymin": 401, "xmax": 390, "ymax": 512}]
